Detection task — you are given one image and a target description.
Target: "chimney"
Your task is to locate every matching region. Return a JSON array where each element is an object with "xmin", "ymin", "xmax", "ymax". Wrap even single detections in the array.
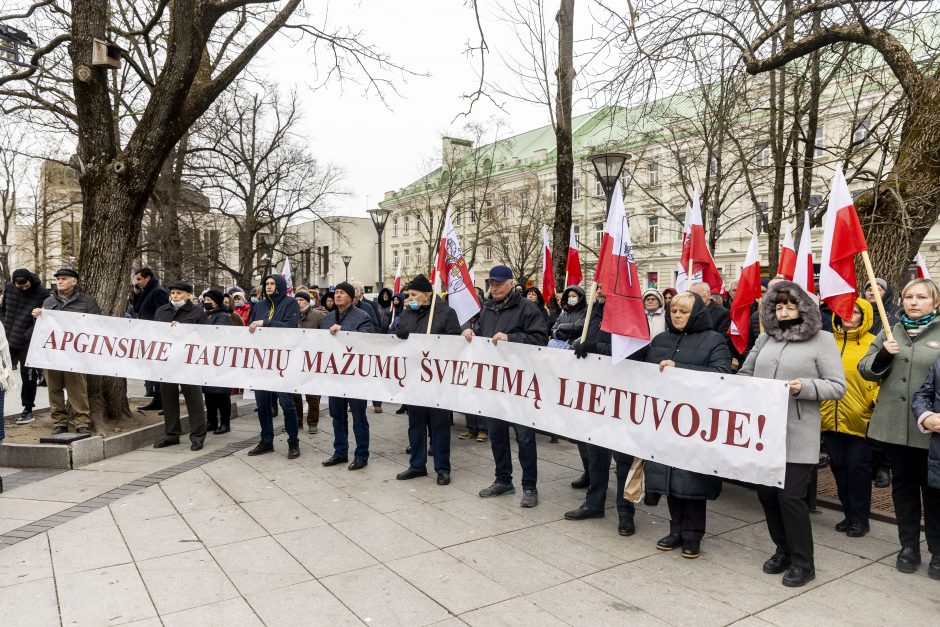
[{"xmin": 442, "ymin": 136, "xmax": 473, "ymax": 166}]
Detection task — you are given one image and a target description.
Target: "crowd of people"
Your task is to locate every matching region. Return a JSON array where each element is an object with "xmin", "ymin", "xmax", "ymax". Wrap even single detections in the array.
[{"xmin": 0, "ymin": 262, "xmax": 938, "ymax": 588}]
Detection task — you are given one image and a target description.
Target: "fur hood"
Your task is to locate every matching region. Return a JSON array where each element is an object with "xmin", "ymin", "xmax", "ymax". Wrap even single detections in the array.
[{"xmin": 760, "ymin": 280, "xmax": 822, "ymax": 342}]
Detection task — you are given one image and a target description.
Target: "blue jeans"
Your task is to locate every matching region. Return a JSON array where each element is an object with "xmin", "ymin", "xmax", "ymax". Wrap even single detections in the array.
[
  {"xmin": 257, "ymin": 390, "xmax": 299, "ymax": 443},
  {"xmin": 329, "ymin": 397, "xmax": 369, "ymax": 460},
  {"xmin": 407, "ymin": 406, "xmax": 451, "ymax": 473},
  {"xmin": 486, "ymin": 417, "xmax": 537, "ymax": 489},
  {"xmin": 0, "ymin": 389, "xmax": 5, "ymax": 440}
]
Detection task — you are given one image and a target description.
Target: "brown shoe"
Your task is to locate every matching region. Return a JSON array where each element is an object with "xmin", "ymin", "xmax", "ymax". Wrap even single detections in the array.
[
  {"xmin": 477, "ymin": 433, "xmax": 488, "ymax": 443},
  {"xmin": 458, "ymin": 431, "xmax": 474, "ymax": 440}
]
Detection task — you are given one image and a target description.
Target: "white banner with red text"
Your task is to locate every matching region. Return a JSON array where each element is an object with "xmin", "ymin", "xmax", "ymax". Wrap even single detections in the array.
[{"xmin": 27, "ymin": 310, "xmax": 791, "ymax": 486}]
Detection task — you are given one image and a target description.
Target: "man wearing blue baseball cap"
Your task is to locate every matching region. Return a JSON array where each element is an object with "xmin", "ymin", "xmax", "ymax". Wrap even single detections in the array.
[{"xmin": 462, "ymin": 264, "xmax": 547, "ymax": 507}]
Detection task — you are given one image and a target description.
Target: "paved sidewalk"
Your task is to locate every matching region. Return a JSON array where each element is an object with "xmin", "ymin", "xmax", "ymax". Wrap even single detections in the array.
[{"xmin": 0, "ymin": 406, "xmax": 938, "ymax": 626}]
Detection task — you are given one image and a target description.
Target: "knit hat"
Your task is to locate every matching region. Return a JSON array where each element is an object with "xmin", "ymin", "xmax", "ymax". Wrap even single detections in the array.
[
  {"xmin": 335, "ymin": 281, "xmax": 356, "ymax": 301},
  {"xmin": 11, "ymin": 269, "xmax": 31, "ymax": 285},
  {"xmin": 406, "ymin": 274, "xmax": 433, "ymax": 293},
  {"xmin": 203, "ymin": 289, "xmax": 225, "ymax": 307},
  {"xmin": 295, "ymin": 290, "xmax": 312, "ymax": 304}
]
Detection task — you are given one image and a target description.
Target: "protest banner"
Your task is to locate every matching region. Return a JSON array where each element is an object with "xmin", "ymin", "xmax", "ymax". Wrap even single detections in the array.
[{"xmin": 28, "ymin": 310, "xmax": 791, "ymax": 486}]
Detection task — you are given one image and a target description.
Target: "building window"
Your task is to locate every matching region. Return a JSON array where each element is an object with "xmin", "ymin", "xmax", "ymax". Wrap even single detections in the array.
[
  {"xmin": 648, "ymin": 163, "xmax": 659, "ymax": 186},
  {"xmin": 403, "ymin": 216, "xmax": 410, "ymax": 235},
  {"xmin": 814, "ymin": 127, "xmax": 825, "ymax": 158},
  {"xmin": 572, "ymin": 178, "xmax": 581, "ymax": 201},
  {"xmin": 485, "ymin": 199, "xmax": 494, "ymax": 220},
  {"xmin": 648, "ymin": 216, "xmax": 660, "ymax": 243},
  {"xmin": 485, "ymin": 239, "xmax": 493, "ymax": 261},
  {"xmin": 393, "ymin": 250, "xmax": 400, "ymax": 269},
  {"xmin": 756, "ymin": 144, "xmax": 770, "ymax": 167},
  {"xmin": 453, "ymin": 207, "xmax": 461, "ymax": 226},
  {"xmin": 501, "ymin": 196, "xmax": 509, "ymax": 218},
  {"xmin": 853, "ymin": 119, "xmax": 870, "ymax": 147},
  {"xmin": 573, "ymin": 225, "xmax": 581, "ymax": 250},
  {"xmin": 415, "ymin": 247, "xmax": 422, "ymax": 270},
  {"xmin": 678, "ymin": 155, "xmax": 689, "ymax": 171},
  {"xmin": 403, "ymin": 248, "xmax": 411, "ymax": 268},
  {"xmin": 594, "ymin": 221, "xmax": 604, "ymax": 248},
  {"xmin": 756, "ymin": 196, "xmax": 770, "ymax": 233},
  {"xmin": 595, "ymin": 179, "xmax": 604, "ymax": 197},
  {"xmin": 392, "ymin": 216, "xmax": 399, "ymax": 237},
  {"xmin": 621, "ymin": 169, "xmax": 632, "ymax": 190},
  {"xmin": 520, "ymin": 195, "xmax": 529, "ymax": 215},
  {"xmin": 550, "ymin": 183, "xmax": 557, "ymax": 202},
  {"xmin": 676, "ymin": 212, "xmax": 686, "ymax": 240},
  {"xmin": 647, "ymin": 271, "xmax": 659, "ymax": 289},
  {"xmin": 810, "ymin": 194, "xmax": 824, "ymax": 209},
  {"xmin": 709, "ymin": 157, "xmax": 718, "ymax": 176}
]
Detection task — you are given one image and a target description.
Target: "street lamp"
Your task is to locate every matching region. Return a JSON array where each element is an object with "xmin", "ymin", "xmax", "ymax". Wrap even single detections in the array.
[
  {"xmin": 587, "ymin": 152, "xmax": 631, "ymax": 215},
  {"xmin": 367, "ymin": 207, "xmax": 392, "ymax": 291},
  {"xmin": 0, "ymin": 244, "xmax": 10, "ymax": 282},
  {"xmin": 341, "ymin": 255, "xmax": 352, "ymax": 281},
  {"xmin": 0, "ymin": 24, "xmax": 37, "ymax": 70}
]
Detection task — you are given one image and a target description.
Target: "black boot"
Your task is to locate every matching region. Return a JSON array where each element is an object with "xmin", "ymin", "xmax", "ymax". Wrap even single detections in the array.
[
  {"xmin": 138, "ymin": 398, "xmax": 163, "ymax": 412},
  {"xmin": 248, "ymin": 440, "xmax": 274, "ymax": 456},
  {"xmin": 288, "ymin": 439, "xmax": 300, "ymax": 459}
]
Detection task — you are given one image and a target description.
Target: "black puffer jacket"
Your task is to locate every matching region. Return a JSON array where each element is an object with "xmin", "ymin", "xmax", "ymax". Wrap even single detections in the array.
[
  {"xmin": 2, "ymin": 270, "xmax": 49, "ymax": 351},
  {"xmin": 154, "ymin": 300, "xmax": 208, "ymax": 325},
  {"xmin": 204, "ymin": 307, "xmax": 231, "ymax": 394},
  {"xmin": 132, "ymin": 279, "xmax": 169, "ymax": 321},
  {"xmin": 474, "ymin": 290, "xmax": 547, "ymax": 346},
  {"xmin": 640, "ymin": 294, "xmax": 730, "ymax": 500},
  {"xmin": 396, "ymin": 298, "xmax": 461, "ymax": 336}
]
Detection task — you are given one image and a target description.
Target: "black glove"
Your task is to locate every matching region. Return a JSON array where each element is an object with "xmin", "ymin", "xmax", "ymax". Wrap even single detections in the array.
[
  {"xmin": 574, "ymin": 341, "xmax": 596, "ymax": 359},
  {"xmin": 396, "ymin": 330, "xmax": 410, "ymax": 340}
]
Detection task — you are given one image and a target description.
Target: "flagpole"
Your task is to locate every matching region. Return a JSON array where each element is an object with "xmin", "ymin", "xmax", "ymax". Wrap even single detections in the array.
[
  {"xmin": 860, "ymin": 251, "xmax": 895, "ymax": 343},
  {"xmin": 426, "ymin": 290, "xmax": 438, "ymax": 333},
  {"xmin": 563, "ymin": 270, "xmax": 569, "ymax": 290},
  {"xmin": 580, "ymin": 281, "xmax": 597, "ymax": 344}
]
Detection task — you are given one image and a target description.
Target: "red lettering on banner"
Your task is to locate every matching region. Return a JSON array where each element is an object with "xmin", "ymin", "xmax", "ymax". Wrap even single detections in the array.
[
  {"xmin": 42, "ymin": 331, "xmax": 58, "ymax": 350},
  {"xmin": 723, "ymin": 410, "xmax": 752, "ymax": 448},
  {"xmin": 671, "ymin": 403, "xmax": 699, "ymax": 438}
]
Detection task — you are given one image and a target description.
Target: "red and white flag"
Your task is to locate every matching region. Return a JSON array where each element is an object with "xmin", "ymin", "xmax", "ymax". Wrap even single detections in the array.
[
  {"xmin": 433, "ymin": 210, "xmax": 481, "ymax": 325},
  {"xmin": 793, "ymin": 211, "xmax": 815, "ymax": 296},
  {"xmin": 566, "ymin": 224, "xmax": 583, "ymax": 287},
  {"xmin": 917, "ymin": 253, "xmax": 931, "ymax": 280},
  {"xmin": 729, "ymin": 233, "xmax": 762, "ymax": 355},
  {"xmin": 280, "ymin": 258, "xmax": 294, "ymax": 296},
  {"xmin": 392, "ymin": 258, "xmax": 402, "ymax": 306},
  {"xmin": 677, "ymin": 191, "xmax": 724, "ymax": 293},
  {"xmin": 597, "ymin": 181, "xmax": 651, "ymax": 363},
  {"xmin": 778, "ymin": 222, "xmax": 797, "ymax": 281},
  {"xmin": 820, "ymin": 166, "xmax": 867, "ymax": 320},
  {"xmin": 541, "ymin": 225, "xmax": 556, "ymax": 304}
]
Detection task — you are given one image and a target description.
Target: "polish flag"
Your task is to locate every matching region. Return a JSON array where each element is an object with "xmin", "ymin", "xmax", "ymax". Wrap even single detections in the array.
[
  {"xmin": 729, "ymin": 233, "xmax": 762, "ymax": 354},
  {"xmin": 541, "ymin": 225, "xmax": 556, "ymax": 304},
  {"xmin": 391, "ymin": 258, "xmax": 402, "ymax": 306},
  {"xmin": 778, "ymin": 222, "xmax": 797, "ymax": 281},
  {"xmin": 793, "ymin": 211, "xmax": 815, "ymax": 296},
  {"xmin": 597, "ymin": 181, "xmax": 650, "ymax": 363},
  {"xmin": 676, "ymin": 191, "xmax": 723, "ymax": 293},
  {"xmin": 566, "ymin": 224, "xmax": 583, "ymax": 287},
  {"xmin": 917, "ymin": 253, "xmax": 931, "ymax": 279},
  {"xmin": 280, "ymin": 258, "xmax": 294, "ymax": 296},
  {"xmin": 820, "ymin": 166, "xmax": 867, "ymax": 320},
  {"xmin": 433, "ymin": 210, "xmax": 481, "ymax": 324}
]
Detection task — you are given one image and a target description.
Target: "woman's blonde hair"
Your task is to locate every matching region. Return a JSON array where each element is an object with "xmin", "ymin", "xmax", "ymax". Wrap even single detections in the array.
[
  {"xmin": 669, "ymin": 291, "xmax": 696, "ymax": 312},
  {"xmin": 901, "ymin": 278, "xmax": 940, "ymax": 308}
]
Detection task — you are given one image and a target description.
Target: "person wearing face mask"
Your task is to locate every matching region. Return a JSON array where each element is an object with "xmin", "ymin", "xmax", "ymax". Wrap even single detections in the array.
[
  {"xmin": 32, "ymin": 268, "xmax": 101, "ymax": 436},
  {"xmin": 229, "ymin": 289, "xmax": 252, "ymax": 325},
  {"xmin": 642, "ymin": 288, "xmax": 666, "ymax": 337},
  {"xmin": 292, "ymin": 291, "xmax": 324, "ymax": 434},
  {"xmin": 861, "ymin": 278, "xmax": 940, "ymax": 580},
  {"xmin": 550, "ymin": 286, "xmax": 588, "ymax": 346},
  {"xmin": 201, "ymin": 290, "xmax": 233, "ymax": 434},
  {"xmin": 634, "ymin": 292, "xmax": 731, "ymax": 560},
  {"xmin": 739, "ymin": 281, "xmax": 845, "ymax": 587},
  {"xmin": 394, "ymin": 274, "xmax": 462, "ymax": 485}
]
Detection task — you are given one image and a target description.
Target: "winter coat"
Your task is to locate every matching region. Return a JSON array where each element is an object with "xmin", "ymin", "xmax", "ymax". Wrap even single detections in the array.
[
  {"xmin": 132, "ymin": 279, "xmax": 169, "ymax": 321},
  {"xmin": 821, "ymin": 298, "xmax": 879, "ymax": 438},
  {"xmin": 154, "ymin": 301, "xmax": 209, "ymax": 325},
  {"xmin": 707, "ymin": 302, "xmax": 731, "ymax": 336},
  {"xmin": 739, "ymin": 281, "xmax": 846, "ymax": 464},
  {"xmin": 643, "ymin": 288, "xmax": 666, "ymax": 337},
  {"xmin": 396, "ymin": 298, "xmax": 461, "ymax": 336},
  {"xmin": 640, "ymin": 294, "xmax": 731, "ymax": 500},
  {"xmin": 552, "ymin": 286, "xmax": 587, "ymax": 341},
  {"xmin": 43, "ymin": 289, "xmax": 102, "ymax": 315},
  {"xmin": 298, "ymin": 305, "xmax": 326, "ymax": 330},
  {"xmin": 1, "ymin": 272, "xmax": 50, "ymax": 351},
  {"xmin": 577, "ymin": 300, "xmax": 613, "ymax": 356},
  {"xmin": 911, "ymin": 360, "xmax": 940, "ymax": 488},
  {"xmin": 233, "ymin": 303, "xmax": 252, "ymax": 325},
  {"xmin": 248, "ymin": 274, "xmax": 300, "ymax": 329},
  {"xmin": 859, "ymin": 316, "xmax": 940, "ymax": 450},
  {"xmin": 474, "ymin": 289, "xmax": 548, "ymax": 346},
  {"xmin": 523, "ymin": 287, "xmax": 551, "ymax": 327},
  {"xmin": 203, "ymin": 308, "xmax": 231, "ymax": 394},
  {"xmin": 320, "ymin": 304, "xmax": 375, "ymax": 333}
]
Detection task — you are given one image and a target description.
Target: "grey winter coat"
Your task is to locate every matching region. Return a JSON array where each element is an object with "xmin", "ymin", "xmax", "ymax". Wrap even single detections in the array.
[
  {"xmin": 42, "ymin": 290, "xmax": 102, "ymax": 315},
  {"xmin": 320, "ymin": 304, "xmax": 375, "ymax": 333},
  {"xmin": 551, "ymin": 286, "xmax": 587, "ymax": 341},
  {"xmin": 474, "ymin": 290, "xmax": 547, "ymax": 346},
  {"xmin": 738, "ymin": 281, "xmax": 846, "ymax": 464}
]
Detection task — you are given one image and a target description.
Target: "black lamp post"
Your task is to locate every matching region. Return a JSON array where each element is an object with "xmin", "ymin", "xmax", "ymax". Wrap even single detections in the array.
[
  {"xmin": 0, "ymin": 24, "xmax": 37, "ymax": 69},
  {"xmin": 341, "ymin": 255, "xmax": 352, "ymax": 282},
  {"xmin": 367, "ymin": 207, "xmax": 392, "ymax": 291},
  {"xmin": 588, "ymin": 152, "xmax": 631, "ymax": 215}
]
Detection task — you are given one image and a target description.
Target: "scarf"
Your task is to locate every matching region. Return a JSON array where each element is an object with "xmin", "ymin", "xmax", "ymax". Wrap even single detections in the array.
[{"xmin": 901, "ymin": 310, "xmax": 938, "ymax": 337}]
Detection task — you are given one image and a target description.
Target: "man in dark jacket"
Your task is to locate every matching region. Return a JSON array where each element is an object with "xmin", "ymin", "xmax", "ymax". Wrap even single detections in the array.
[
  {"xmin": 462, "ymin": 265, "xmax": 547, "ymax": 507},
  {"xmin": 570, "ymin": 285, "xmax": 638, "ymax": 536},
  {"xmin": 34, "ymin": 269, "xmax": 101, "ymax": 435},
  {"xmin": 394, "ymin": 274, "xmax": 461, "ymax": 485},
  {"xmin": 247, "ymin": 274, "xmax": 302, "ymax": 459},
  {"xmin": 152, "ymin": 282, "xmax": 209, "ymax": 451},
  {"xmin": 132, "ymin": 267, "xmax": 169, "ymax": 410},
  {"xmin": 690, "ymin": 282, "xmax": 730, "ymax": 335},
  {"xmin": 2, "ymin": 268, "xmax": 49, "ymax": 424},
  {"xmin": 352, "ymin": 279, "xmax": 385, "ymax": 413},
  {"xmin": 320, "ymin": 281, "xmax": 375, "ymax": 469}
]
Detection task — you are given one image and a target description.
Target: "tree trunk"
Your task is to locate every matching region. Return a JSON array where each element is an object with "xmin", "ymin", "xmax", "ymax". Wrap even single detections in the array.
[{"xmin": 551, "ymin": 0, "xmax": 575, "ymax": 291}]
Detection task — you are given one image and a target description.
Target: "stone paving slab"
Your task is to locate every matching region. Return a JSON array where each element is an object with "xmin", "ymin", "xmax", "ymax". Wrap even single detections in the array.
[{"xmin": 0, "ymin": 404, "xmax": 936, "ymax": 626}]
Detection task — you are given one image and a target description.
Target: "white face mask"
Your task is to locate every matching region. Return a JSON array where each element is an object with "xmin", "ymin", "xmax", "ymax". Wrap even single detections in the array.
[
  {"xmin": 567, "ymin": 296, "xmax": 579, "ymax": 307},
  {"xmin": 169, "ymin": 298, "xmax": 186, "ymax": 308}
]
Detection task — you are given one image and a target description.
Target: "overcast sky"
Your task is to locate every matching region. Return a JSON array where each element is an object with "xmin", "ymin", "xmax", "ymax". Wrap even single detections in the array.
[{"xmin": 257, "ymin": 0, "xmax": 600, "ymax": 219}]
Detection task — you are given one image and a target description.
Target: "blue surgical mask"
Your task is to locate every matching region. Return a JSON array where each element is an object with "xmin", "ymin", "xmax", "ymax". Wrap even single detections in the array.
[
  {"xmin": 250, "ymin": 296, "xmax": 259, "ymax": 304},
  {"xmin": 408, "ymin": 301, "xmax": 420, "ymax": 311}
]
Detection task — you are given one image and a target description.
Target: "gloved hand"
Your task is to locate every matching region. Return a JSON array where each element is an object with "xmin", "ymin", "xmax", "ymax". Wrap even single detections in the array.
[
  {"xmin": 574, "ymin": 341, "xmax": 596, "ymax": 359},
  {"xmin": 396, "ymin": 330, "xmax": 410, "ymax": 340}
]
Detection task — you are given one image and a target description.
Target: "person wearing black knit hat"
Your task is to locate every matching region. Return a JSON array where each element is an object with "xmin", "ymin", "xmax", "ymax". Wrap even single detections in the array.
[
  {"xmin": 201, "ymin": 290, "xmax": 233, "ymax": 434},
  {"xmin": 2, "ymin": 268, "xmax": 49, "ymax": 425}
]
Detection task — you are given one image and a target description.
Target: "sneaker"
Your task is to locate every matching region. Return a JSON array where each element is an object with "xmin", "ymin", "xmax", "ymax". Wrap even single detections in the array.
[
  {"xmin": 76, "ymin": 427, "xmax": 91, "ymax": 435},
  {"xmin": 476, "ymin": 433, "xmax": 488, "ymax": 443},
  {"xmin": 307, "ymin": 425, "xmax": 318, "ymax": 434},
  {"xmin": 50, "ymin": 426, "xmax": 68, "ymax": 435},
  {"xmin": 15, "ymin": 410, "xmax": 35, "ymax": 425},
  {"xmin": 479, "ymin": 482, "xmax": 515, "ymax": 498},
  {"xmin": 520, "ymin": 488, "xmax": 538, "ymax": 508},
  {"xmin": 458, "ymin": 431, "xmax": 474, "ymax": 440},
  {"xmin": 874, "ymin": 468, "xmax": 891, "ymax": 488}
]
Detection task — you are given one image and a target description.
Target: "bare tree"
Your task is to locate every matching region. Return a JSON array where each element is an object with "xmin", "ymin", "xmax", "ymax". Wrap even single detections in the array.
[{"xmin": 495, "ymin": 171, "xmax": 552, "ymax": 282}]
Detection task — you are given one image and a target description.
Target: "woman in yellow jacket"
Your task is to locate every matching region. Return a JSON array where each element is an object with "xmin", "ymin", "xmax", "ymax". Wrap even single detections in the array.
[{"xmin": 821, "ymin": 298, "xmax": 879, "ymax": 538}]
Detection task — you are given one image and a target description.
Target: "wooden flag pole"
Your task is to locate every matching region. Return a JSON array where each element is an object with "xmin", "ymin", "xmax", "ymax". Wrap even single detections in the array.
[
  {"xmin": 426, "ymin": 289, "xmax": 438, "ymax": 334},
  {"xmin": 860, "ymin": 251, "xmax": 894, "ymax": 342},
  {"xmin": 563, "ymin": 270, "xmax": 569, "ymax": 290},
  {"xmin": 580, "ymin": 281, "xmax": 598, "ymax": 344}
]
